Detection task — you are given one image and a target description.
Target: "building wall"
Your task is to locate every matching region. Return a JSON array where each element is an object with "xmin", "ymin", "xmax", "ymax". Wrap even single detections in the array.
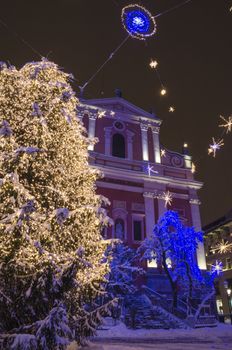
[
  {"xmin": 204, "ymin": 213, "xmax": 232, "ymax": 316},
  {"xmin": 78, "ymin": 97, "xmax": 206, "ymax": 270}
]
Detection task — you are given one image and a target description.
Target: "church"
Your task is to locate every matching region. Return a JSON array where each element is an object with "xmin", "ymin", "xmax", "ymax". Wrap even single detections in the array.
[{"xmin": 77, "ymin": 92, "xmax": 207, "ymax": 272}]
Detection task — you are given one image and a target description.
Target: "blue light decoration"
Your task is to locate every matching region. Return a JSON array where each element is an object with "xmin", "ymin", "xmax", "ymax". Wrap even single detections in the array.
[
  {"xmin": 121, "ymin": 4, "xmax": 157, "ymax": 40},
  {"xmin": 211, "ymin": 260, "xmax": 223, "ymax": 276}
]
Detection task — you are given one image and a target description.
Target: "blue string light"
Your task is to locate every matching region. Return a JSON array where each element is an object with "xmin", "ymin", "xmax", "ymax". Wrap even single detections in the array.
[{"xmin": 121, "ymin": 4, "xmax": 157, "ymax": 40}]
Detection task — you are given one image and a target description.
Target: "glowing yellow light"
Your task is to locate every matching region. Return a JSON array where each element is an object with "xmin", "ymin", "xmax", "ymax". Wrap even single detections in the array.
[
  {"xmin": 160, "ymin": 88, "xmax": 167, "ymax": 96},
  {"xmin": 161, "ymin": 149, "xmax": 166, "ymax": 157},
  {"xmin": 183, "ymin": 143, "xmax": 188, "ymax": 148},
  {"xmin": 191, "ymin": 163, "xmax": 196, "ymax": 174},
  {"xmin": 169, "ymin": 106, "xmax": 175, "ymax": 113},
  {"xmin": 149, "ymin": 60, "xmax": 158, "ymax": 69}
]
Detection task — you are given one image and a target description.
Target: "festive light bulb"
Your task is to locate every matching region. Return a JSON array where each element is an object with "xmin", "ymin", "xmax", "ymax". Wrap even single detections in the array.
[
  {"xmin": 160, "ymin": 88, "xmax": 167, "ymax": 96},
  {"xmin": 219, "ymin": 115, "xmax": 232, "ymax": 133},
  {"xmin": 110, "ymin": 111, "xmax": 115, "ymax": 116},
  {"xmin": 150, "ymin": 60, "xmax": 158, "ymax": 69},
  {"xmin": 208, "ymin": 138, "xmax": 224, "ymax": 158},
  {"xmin": 169, "ymin": 106, "xmax": 175, "ymax": 112}
]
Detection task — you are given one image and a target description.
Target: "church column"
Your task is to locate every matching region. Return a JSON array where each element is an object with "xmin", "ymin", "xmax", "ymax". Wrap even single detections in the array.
[
  {"xmin": 143, "ymin": 192, "xmax": 155, "ymax": 238},
  {"xmin": 104, "ymin": 127, "xmax": 112, "ymax": 156},
  {"xmin": 189, "ymin": 198, "xmax": 207, "ymax": 270},
  {"xmin": 140, "ymin": 123, "xmax": 149, "ymax": 161},
  {"xmin": 88, "ymin": 112, "xmax": 97, "ymax": 151},
  {"xmin": 157, "ymin": 194, "xmax": 166, "ymax": 220},
  {"xmin": 126, "ymin": 130, "xmax": 134, "ymax": 160},
  {"xmin": 152, "ymin": 126, "xmax": 161, "ymax": 164}
]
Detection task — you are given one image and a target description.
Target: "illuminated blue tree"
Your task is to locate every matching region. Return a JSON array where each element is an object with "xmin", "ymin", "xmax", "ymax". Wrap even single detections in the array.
[{"xmin": 139, "ymin": 211, "xmax": 205, "ymax": 309}]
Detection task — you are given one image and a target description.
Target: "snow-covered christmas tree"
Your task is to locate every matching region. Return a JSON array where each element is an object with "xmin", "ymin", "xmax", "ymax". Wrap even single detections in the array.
[
  {"xmin": 0, "ymin": 60, "xmax": 113, "ymax": 349},
  {"xmin": 139, "ymin": 211, "xmax": 210, "ymax": 311}
]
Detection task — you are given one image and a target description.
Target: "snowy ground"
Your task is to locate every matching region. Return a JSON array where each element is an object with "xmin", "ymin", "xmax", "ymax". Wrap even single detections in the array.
[{"xmin": 88, "ymin": 322, "xmax": 232, "ymax": 350}]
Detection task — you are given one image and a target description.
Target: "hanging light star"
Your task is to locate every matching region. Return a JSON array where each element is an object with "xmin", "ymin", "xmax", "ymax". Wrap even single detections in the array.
[
  {"xmin": 219, "ymin": 115, "xmax": 232, "ymax": 134},
  {"xmin": 211, "ymin": 260, "xmax": 223, "ymax": 276},
  {"xmin": 161, "ymin": 149, "xmax": 166, "ymax": 157},
  {"xmin": 161, "ymin": 88, "xmax": 167, "ymax": 96},
  {"xmin": 169, "ymin": 106, "xmax": 175, "ymax": 113},
  {"xmin": 150, "ymin": 60, "xmax": 158, "ymax": 69},
  {"xmin": 214, "ymin": 240, "xmax": 232, "ymax": 254},
  {"xmin": 162, "ymin": 191, "xmax": 172, "ymax": 208},
  {"xmin": 208, "ymin": 138, "xmax": 224, "ymax": 158},
  {"xmin": 146, "ymin": 163, "xmax": 158, "ymax": 176},
  {"xmin": 98, "ymin": 110, "xmax": 106, "ymax": 118}
]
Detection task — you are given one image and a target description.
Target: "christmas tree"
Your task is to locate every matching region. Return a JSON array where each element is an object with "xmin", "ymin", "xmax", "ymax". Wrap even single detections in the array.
[
  {"xmin": 0, "ymin": 60, "xmax": 113, "ymax": 348},
  {"xmin": 139, "ymin": 211, "xmax": 209, "ymax": 311}
]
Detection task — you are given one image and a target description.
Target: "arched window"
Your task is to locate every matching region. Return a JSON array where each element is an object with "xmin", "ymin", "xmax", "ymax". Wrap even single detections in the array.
[{"xmin": 112, "ymin": 133, "xmax": 125, "ymax": 158}]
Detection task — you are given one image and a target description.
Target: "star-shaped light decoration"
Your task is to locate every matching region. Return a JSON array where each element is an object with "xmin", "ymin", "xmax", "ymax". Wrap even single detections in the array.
[
  {"xmin": 169, "ymin": 106, "xmax": 175, "ymax": 113},
  {"xmin": 149, "ymin": 59, "xmax": 158, "ymax": 69},
  {"xmin": 191, "ymin": 163, "xmax": 196, "ymax": 174},
  {"xmin": 146, "ymin": 163, "xmax": 158, "ymax": 177},
  {"xmin": 213, "ymin": 240, "xmax": 232, "ymax": 254},
  {"xmin": 160, "ymin": 88, "xmax": 167, "ymax": 96},
  {"xmin": 161, "ymin": 149, "xmax": 166, "ymax": 158},
  {"xmin": 211, "ymin": 260, "xmax": 223, "ymax": 276},
  {"xmin": 162, "ymin": 191, "xmax": 172, "ymax": 208},
  {"xmin": 110, "ymin": 111, "xmax": 115, "ymax": 116},
  {"xmin": 208, "ymin": 138, "xmax": 224, "ymax": 158},
  {"xmin": 98, "ymin": 110, "xmax": 106, "ymax": 118},
  {"xmin": 219, "ymin": 115, "xmax": 232, "ymax": 134}
]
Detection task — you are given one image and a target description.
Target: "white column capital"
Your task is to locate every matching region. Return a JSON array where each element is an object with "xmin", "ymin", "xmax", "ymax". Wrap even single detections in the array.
[
  {"xmin": 143, "ymin": 191, "xmax": 154, "ymax": 198},
  {"xmin": 89, "ymin": 112, "xmax": 98, "ymax": 120},
  {"xmin": 140, "ymin": 123, "xmax": 149, "ymax": 131},
  {"xmin": 189, "ymin": 198, "xmax": 201, "ymax": 205},
  {"xmin": 151, "ymin": 126, "xmax": 160, "ymax": 134}
]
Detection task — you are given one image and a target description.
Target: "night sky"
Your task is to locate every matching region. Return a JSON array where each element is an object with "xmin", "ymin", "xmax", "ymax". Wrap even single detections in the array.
[{"xmin": 0, "ymin": 0, "xmax": 231, "ymax": 226}]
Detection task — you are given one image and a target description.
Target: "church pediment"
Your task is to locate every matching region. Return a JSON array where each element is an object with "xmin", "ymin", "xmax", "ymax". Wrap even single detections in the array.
[{"xmin": 81, "ymin": 97, "xmax": 159, "ymax": 121}]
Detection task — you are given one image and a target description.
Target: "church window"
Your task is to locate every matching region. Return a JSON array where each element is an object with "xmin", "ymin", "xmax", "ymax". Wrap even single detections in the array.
[
  {"xmin": 114, "ymin": 218, "xmax": 125, "ymax": 240},
  {"xmin": 112, "ymin": 133, "xmax": 126, "ymax": 158},
  {"xmin": 133, "ymin": 220, "xmax": 142, "ymax": 241}
]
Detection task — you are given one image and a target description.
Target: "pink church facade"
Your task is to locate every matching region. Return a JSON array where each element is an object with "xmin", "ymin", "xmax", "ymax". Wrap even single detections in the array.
[{"xmin": 77, "ymin": 95, "xmax": 206, "ymax": 270}]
